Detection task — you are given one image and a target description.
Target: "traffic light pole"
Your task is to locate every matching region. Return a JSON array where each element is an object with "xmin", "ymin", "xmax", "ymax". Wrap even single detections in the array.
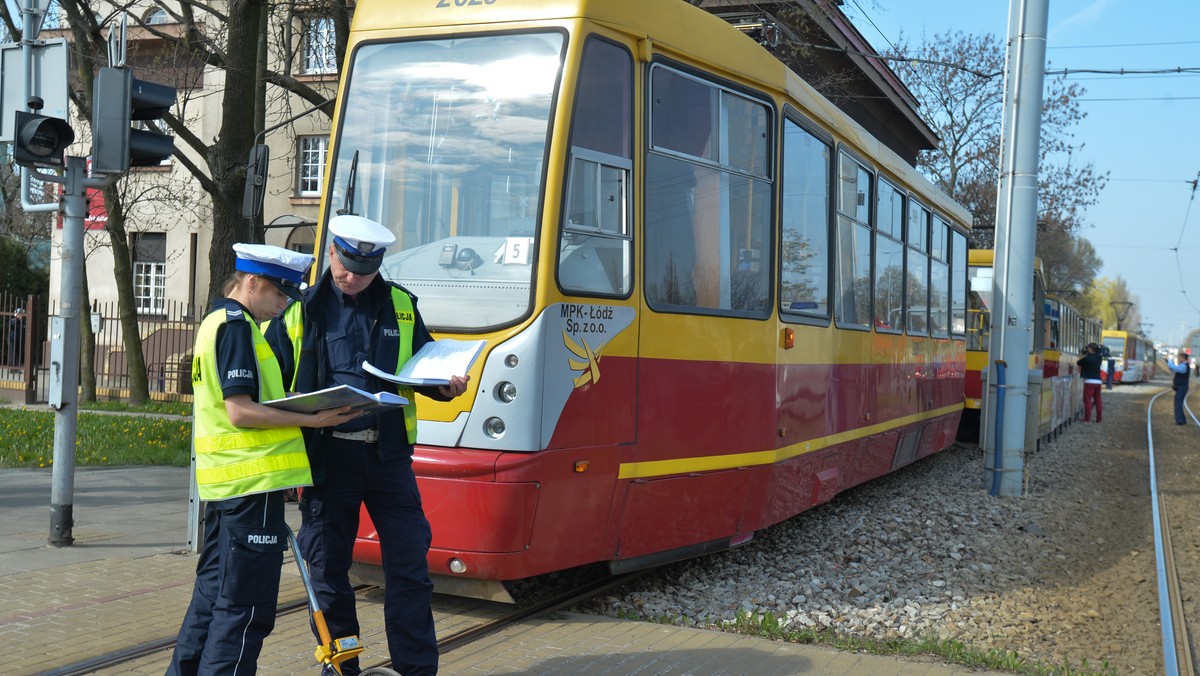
[
  {"xmin": 47, "ymin": 156, "xmax": 87, "ymax": 545},
  {"xmin": 10, "ymin": 11, "xmax": 172, "ymax": 547},
  {"xmin": 25, "ymin": 157, "xmax": 113, "ymax": 547}
]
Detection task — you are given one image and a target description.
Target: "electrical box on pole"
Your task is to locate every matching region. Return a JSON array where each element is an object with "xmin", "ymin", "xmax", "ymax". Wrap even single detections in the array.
[{"xmin": 91, "ymin": 66, "xmax": 176, "ymax": 174}]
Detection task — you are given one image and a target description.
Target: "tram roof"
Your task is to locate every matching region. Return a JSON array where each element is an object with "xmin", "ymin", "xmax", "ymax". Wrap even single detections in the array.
[{"xmin": 347, "ymin": 0, "xmax": 970, "ymax": 226}]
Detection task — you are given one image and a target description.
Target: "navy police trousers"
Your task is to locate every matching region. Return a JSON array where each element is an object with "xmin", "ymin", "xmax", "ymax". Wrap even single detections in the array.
[
  {"xmin": 297, "ymin": 436, "xmax": 437, "ymax": 675},
  {"xmin": 167, "ymin": 491, "xmax": 288, "ymax": 676}
]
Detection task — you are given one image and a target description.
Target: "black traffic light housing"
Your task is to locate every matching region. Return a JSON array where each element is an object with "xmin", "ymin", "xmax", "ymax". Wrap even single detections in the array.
[
  {"xmin": 13, "ymin": 98, "xmax": 75, "ymax": 169},
  {"xmin": 92, "ymin": 66, "xmax": 176, "ymax": 175}
]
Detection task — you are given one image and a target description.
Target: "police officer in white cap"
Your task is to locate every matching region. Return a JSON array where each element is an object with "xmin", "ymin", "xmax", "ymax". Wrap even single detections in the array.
[
  {"xmin": 169, "ymin": 243, "xmax": 360, "ymax": 676},
  {"xmin": 266, "ymin": 215, "xmax": 468, "ymax": 676}
]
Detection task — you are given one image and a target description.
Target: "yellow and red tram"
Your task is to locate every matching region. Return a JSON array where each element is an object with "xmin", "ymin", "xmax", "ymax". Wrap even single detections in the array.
[
  {"xmin": 963, "ymin": 249, "xmax": 1100, "ymax": 445},
  {"xmin": 310, "ymin": 0, "xmax": 971, "ymax": 600},
  {"xmin": 1100, "ymin": 330, "xmax": 1155, "ymax": 384}
]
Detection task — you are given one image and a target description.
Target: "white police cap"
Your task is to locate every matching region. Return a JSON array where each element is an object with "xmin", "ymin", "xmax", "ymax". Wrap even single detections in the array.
[
  {"xmin": 233, "ymin": 243, "xmax": 313, "ymax": 302},
  {"xmin": 328, "ymin": 215, "xmax": 396, "ymax": 274}
]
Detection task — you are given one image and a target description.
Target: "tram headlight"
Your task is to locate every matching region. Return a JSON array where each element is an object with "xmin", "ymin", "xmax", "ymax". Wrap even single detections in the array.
[
  {"xmin": 496, "ymin": 381, "xmax": 517, "ymax": 403},
  {"xmin": 484, "ymin": 416, "xmax": 506, "ymax": 439},
  {"xmin": 448, "ymin": 558, "xmax": 467, "ymax": 574},
  {"xmin": 504, "ymin": 354, "xmax": 519, "ymax": 368}
]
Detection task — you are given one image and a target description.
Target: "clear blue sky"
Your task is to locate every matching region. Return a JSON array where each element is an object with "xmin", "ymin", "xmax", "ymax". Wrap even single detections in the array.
[{"xmin": 845, "ymin": 0, "xmax": 1200, "ymax": 346}]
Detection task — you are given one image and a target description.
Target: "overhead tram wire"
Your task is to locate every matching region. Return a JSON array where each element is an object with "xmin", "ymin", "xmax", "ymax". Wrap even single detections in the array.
[
  {"xmin": 1171, "ymin": 172, "xmax": 1200, "ymax": 316},
  {"xmin": 844, "ymin": 0, "xmax": 947, "ymax": 92},
  {"xmin": 778, "ymin": 14, "xmax": 1200, "ymax": 83},
  {"xmin": 1050, "ymin": 39, "xmax": 1200, "ymax": 50}
]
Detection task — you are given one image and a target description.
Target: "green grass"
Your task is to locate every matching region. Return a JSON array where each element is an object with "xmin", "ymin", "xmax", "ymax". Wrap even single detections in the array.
[
  {"xmin": 722, "ymin": 609, "xmax": 1118, "ymax": 675},
  {"xmin": 612, "ymin": 608, "xmax": 1117, "ymax": 675},
  {"xmin": 0, "ymin": 407, "xmax": 192, "ymax": 468},
  {"xmin": 79, "ymin": 399, "xmax": 192, "ymax": 416}
]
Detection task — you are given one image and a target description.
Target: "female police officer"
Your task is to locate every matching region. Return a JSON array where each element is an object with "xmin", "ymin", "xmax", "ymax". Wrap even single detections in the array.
[{"xmin": 168, "ymin": 244, "xmax": 360, "ymax": 676}]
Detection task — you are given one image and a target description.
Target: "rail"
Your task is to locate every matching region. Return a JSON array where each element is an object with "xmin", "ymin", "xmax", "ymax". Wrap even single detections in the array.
[{"xmin": 1147, "ymin": 386, "xmax": 1197, "ymax": 676}]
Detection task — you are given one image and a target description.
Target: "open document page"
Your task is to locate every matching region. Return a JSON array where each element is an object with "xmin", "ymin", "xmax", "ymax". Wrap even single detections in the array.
[
  {"xmin": 264, "ymin": 385, "xmax": 408, "ymax": 415},
  {"xmin": 363, "ymin": 339, "xmax": 486, "ymax": 387}
]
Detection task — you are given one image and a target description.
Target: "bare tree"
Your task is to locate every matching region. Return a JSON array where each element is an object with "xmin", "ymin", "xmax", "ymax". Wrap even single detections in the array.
[
  {"xmin": 1039, "ymin": 225, "xmax": 1102, "ymax": 300},
  {"xmin": 891, "ymin": 31, "xmax": 1109, "ymax": 284},
  {"xmin": 2, "ymin": 0, "xmax": 345, "ymax": 402},
  {"xmin": 54, "ymin": 0, "xmax": 343, "ymax": 302}
]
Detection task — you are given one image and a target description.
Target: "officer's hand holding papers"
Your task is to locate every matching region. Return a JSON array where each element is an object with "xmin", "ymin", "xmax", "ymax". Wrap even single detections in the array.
[
  {"xmin": 264, "ymin": 385, "xmax": 408, "ymax": 415},
  {"xmin": 362, "ymin": 339, "xmax": 486, "ymax": 387}
]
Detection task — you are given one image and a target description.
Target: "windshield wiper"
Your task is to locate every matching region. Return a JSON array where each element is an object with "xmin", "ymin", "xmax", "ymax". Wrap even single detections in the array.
[{"xmin": 335, "ymin": 150, "xmax": 359, "ymax": 216}]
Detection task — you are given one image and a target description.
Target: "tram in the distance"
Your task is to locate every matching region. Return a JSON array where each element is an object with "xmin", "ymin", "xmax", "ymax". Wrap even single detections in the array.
[
  {"xmin": 1100, "ymin": 330, "xmax": 1155, "ymax": 384},
  {"xmin": 962, "ymin": 249, "xmax": 1100, "ymax": 446},
  {"xmin": 310, "ymin": 0, "xmax": 971, "ymax": 601}
]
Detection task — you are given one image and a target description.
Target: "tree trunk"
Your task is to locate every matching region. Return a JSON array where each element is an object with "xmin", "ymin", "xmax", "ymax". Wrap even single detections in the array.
[
  {"xmin": 206, "ymin": 0, "xmax": 267, "ymax": 301},
  {"xmin": 103, "ymin": 185, "xmax": 150, "ymax": 405},
  {"xmin": 79, "ymin": 273, "xmax": 96, "ymax": 402}
]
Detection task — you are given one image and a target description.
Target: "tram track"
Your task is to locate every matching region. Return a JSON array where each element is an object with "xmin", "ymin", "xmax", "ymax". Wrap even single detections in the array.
[
  {"xmin": 37, "ymin": 570, "xmax": 646, "ymax": 675},
  {"xmin": 36, "ymin": 588, "xmax": 361, "ymax": 676},
  {"xmin": 330, "ymin": 570, "xmax": 649, "ymax": 673},
  {"xmin": 1147, "ymin": 386, "xmax": 1198, "ymax": 676}
]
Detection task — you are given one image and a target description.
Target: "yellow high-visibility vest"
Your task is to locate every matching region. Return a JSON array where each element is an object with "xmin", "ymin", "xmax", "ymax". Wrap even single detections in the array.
[
  {"xmin": 278, "ymin": 287, "xmax": 417, "ymax": 443},
  {"xmin": 191, "ymin": 304, "xmax": 311, "ymax": 500}
]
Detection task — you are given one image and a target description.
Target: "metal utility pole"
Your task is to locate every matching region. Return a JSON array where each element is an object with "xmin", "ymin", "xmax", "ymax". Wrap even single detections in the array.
[
  {"xmin": 4, "ymin": 0, "xmax": 123, "ymax": 546},
  {"xmin": 46, "ymin": 156, "xmax": 92, "ymax": 546},
  {"xmin": 6, "ymin": 0, "xmax": 91, "ymax": 547},
  {"xmin": 984, "ymin": 0, "xmax": 1048, "ymax": 497}
]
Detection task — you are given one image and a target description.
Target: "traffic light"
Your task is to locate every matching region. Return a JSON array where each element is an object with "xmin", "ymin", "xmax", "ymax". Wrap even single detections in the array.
[
  {"xmin": 12, "ymin": 109, "xmax": 74, "ymax": 168},
  {"xmin": 91, "ymin": 66, "xmax": 176, "ymax": 175}
]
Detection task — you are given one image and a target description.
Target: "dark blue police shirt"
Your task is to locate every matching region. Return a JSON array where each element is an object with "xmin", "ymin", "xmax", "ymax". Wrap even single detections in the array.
[
  {"xmin": 211, "ymin": 298, "xmax": 259, "ymax": 400},
  {"xmin": 321, "ymin": 284, "xmax": 379, "ymax": 432}
]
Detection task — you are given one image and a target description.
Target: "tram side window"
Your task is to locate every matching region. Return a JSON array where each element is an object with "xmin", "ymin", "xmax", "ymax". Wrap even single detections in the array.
[
  {"xmin": 560, "ymin": 37, "xmax": 633, "ymax": 296},
  {"xmin": 835, "ymin": 152, "xmax": 872, "ymax": 328},
  {"xmin": 906, "ymin": 202, "xmax": 930, "ymax": 336},
  {"xmin": 950, "ymin": 229, "xmax": 967, "ymax": 336},
  {"xmin": 929, "ymin": 216, "xmax": 950, "ymax": 338},
  {"xmin": 873, "ymin": 178, "xmax": 905, "ymax": 332},
  {"xmin": 645, "ymin": 66, "xmax": 772, "ymax": 315},
  {"xmin": 1046, "ymin": 302, "xmax": 1061, "ymax": 350},
  {"xmin": 780, "ymin": 117, "xmax": 830, "ymax": 319}
]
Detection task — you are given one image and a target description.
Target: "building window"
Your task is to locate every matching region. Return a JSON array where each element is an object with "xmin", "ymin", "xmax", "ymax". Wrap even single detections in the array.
[
  {"xmin": 133, "ymin": 232, "xmax": 167, "ymax": 315},
  {"xmin": 302, "ymin": 16, "xmax": 337, "ymax": 75},
  {"xmin": 298, "ymin": 136, "xmax": 327, "ymax": 196},
  {"xmin": 144, "ymin": 8, "xmax": 170, "ymax": 24},
  {"xmin": 286, "ymin": 225, "xmax": 315, "ymax": 255}
]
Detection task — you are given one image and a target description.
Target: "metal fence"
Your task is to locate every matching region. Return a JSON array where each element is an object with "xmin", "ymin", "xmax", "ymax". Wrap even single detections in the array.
[
  {"xmin": 81, "ymin": 298, "xmax": 199, "ymax": 400},
  {"xmin": 0, "ymin": 291, "xmax": 199, "ymax": 404}
]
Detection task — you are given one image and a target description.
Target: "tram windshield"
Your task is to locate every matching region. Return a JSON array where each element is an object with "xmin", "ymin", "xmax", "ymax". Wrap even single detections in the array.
[
  {"xmin": 324, "ymin": 32, "xmax": 565, "ymax": 330},
  {"xmin": 1102, "ymin": 336, "xmax": 1125, "ymax": 359}
]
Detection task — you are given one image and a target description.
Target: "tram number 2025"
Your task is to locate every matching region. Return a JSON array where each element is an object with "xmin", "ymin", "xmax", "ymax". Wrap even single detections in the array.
[{"xmin": 435, "ymin": 0, "xmax": 497, "ymax": 8}]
